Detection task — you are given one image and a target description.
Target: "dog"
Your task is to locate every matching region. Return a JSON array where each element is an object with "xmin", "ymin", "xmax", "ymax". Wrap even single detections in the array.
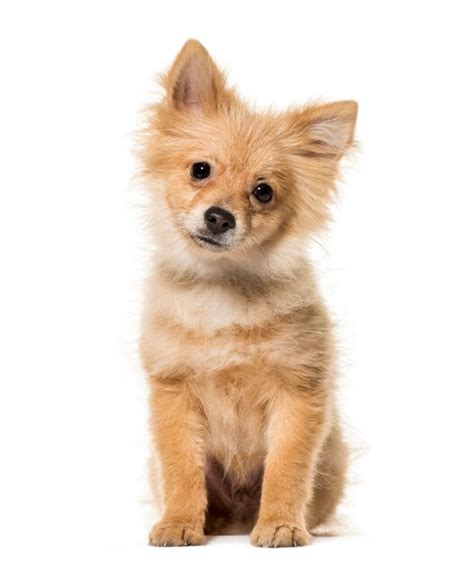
[{"xmin": 138, "ymin": 39, "xmax": 357, "ymax": 547}]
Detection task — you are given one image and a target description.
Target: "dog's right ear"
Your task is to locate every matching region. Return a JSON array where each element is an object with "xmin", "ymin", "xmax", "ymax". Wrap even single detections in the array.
[{"xmin": 164, "ymin": 39, "xmax": 227, "ymax": 114}]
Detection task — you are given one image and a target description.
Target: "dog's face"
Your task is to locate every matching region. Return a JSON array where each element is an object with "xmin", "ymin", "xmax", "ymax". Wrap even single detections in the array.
[{"xmin": 141, "ymin": 40, "xmax": 357, "ymax": 264}]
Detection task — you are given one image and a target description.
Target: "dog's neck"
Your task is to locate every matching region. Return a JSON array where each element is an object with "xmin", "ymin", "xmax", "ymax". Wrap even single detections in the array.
[{"xmin": 154, "ymin": 234, "xmax": 310, "ymax": 291}]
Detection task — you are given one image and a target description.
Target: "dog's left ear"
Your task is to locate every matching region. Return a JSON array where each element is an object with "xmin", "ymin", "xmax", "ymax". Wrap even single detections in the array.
[
  {"xmin": 287, "ymin": 101, "xmax": 358, "ymax": 159},
  {"xmin": 164, "ymin": 39, "xmax": 228, "ymax": 114}
]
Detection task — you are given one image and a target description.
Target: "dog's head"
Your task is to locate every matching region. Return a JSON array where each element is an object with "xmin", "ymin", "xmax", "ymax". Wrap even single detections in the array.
[{"xmin": 140, "ymin": 40, "xmax": 357, "ymax": 268}]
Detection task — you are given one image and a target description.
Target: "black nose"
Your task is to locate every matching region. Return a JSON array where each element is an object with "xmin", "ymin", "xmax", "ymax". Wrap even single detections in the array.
[{"xmin": 204, "ymin": 206, "xmax": 236, "ymax": 235}]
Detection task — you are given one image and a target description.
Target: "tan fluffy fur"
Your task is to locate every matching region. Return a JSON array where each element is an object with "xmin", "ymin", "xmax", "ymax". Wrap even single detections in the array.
[{"xmin": 138, "ymin": 39, "xmax": 357, "ymax": 547}]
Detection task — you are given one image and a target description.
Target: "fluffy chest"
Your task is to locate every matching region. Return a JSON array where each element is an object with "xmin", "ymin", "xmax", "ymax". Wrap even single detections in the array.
[
  {"xmin": 142, "ymin": 276, "xmax": 323, "ymax": 381},
  {"xmin": 165, "ymin": 281, "xmax": 275, "ymax": 331},
  {"xmin": 144, "ymin": 281, "xmax": 287, "ymax": 373}
]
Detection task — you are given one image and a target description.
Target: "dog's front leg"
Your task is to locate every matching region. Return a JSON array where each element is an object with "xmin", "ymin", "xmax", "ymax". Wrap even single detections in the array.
[
  {"xmin": 148, "ymin": 377, "xmax": 207, "ymax": 546},
  {"xmin": 251, "ymin": 389, "xmax": 330, "ymax": 547}
]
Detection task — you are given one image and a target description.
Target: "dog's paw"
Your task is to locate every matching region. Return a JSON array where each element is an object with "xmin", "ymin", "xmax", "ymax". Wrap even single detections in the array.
[
  {"xmin": 250, "ymin": 522, "xmax": 310, "ymax": 547},
  {"xmin": 148, "ymin": 521, "xmax": 206, "ymax": 547}
]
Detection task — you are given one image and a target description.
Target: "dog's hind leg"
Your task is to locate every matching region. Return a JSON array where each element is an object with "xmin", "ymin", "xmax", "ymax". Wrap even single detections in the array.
[{"xmin": 306, "ymin": 420, "xmax": 349, "ymax": 533}]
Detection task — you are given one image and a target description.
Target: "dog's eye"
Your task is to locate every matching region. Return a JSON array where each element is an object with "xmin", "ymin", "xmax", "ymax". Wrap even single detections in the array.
[
  {"xmin": 191, "ymin": 162, "xmax": 211, "ymax": 180},
  {"xmin": 253, "ymin": 183, "xmax": 273, "ymax": 203}
]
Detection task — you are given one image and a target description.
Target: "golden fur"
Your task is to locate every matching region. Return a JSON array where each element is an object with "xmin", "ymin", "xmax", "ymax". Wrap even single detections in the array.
[{"xmin": 138, "ymin": 39, "xmax": 357, "ymax": 547}]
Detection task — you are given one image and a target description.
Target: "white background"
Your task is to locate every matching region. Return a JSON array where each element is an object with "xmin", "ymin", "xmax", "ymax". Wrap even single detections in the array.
[{"xmin": 1, "ymin": 1, "xmax": 473, "ymax": 563}]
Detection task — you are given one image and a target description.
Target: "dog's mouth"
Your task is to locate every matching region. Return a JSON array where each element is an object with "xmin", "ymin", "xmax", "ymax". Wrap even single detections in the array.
[{"xmin": 192, "ymin": 234, "xmax": 229, "ymax": 251}]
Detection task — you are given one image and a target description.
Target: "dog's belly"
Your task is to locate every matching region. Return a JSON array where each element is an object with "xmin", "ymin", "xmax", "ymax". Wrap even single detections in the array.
[
  {"xmin": 205, "ymin": 456, "xmax": 263, "ymax": 533},
  {"xmin": 198, "ymin": 367, "xmax": 267, "ymax": 469},
  {"xmin": 195, "ymin": 365, "xmax": 268, "ymax": 532}
]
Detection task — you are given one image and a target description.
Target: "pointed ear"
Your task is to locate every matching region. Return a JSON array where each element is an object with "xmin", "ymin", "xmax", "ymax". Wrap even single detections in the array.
[
  {"xmin": 287, "ymin": 101, "xmax": 358, "ymax": 158},
  {"xmin": 164, "ymin": 39, "xmax": 227, "ymax": 113}
]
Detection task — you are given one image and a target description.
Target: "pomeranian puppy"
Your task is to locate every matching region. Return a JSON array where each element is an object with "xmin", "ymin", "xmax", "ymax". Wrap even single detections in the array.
[{"xmin": 139, "ymin": 39, "xmax": 357, "ymax": 547}]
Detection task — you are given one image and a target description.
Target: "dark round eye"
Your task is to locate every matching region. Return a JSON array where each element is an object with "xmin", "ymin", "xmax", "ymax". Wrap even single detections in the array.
[
  {"xmin": 253, "ymin": 183, "xmax": 273, "ymax": 203},
  {"xmin": 191, "ymin": 162, "xmax": 211, "ymax": 180}
]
